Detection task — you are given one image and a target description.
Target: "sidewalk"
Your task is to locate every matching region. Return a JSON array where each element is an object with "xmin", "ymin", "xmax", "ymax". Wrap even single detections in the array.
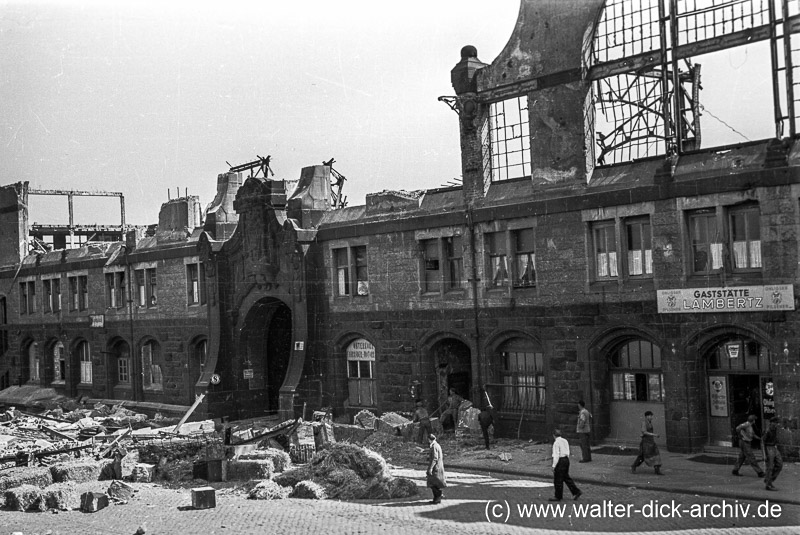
[{"xmin": 445, "ymin": 442, "xmax": 800, "ymax": 505}]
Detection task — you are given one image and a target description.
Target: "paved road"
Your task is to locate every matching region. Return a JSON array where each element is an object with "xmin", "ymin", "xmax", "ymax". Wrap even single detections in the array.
[{"xmin": 5, "ymin": 468, "xmax": 800, "ymax": 535}]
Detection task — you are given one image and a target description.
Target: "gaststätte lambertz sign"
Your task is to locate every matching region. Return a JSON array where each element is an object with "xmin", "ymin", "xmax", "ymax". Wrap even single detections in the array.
[{"xmin": 657, "ymin": 285, "xmax": 795, "ymax": 313}]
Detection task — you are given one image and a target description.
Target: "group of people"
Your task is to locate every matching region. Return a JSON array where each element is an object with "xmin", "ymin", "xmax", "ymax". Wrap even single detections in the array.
[{"xmin": 420, "ymin": 396, "xmax": 785, "ymax": 504}]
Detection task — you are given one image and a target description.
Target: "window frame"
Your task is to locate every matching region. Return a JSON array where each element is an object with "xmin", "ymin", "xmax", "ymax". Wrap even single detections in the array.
[
  {"xmin": 345, "ymin": 338, "xmax": 377, "ymax": 407},
  {"xmin": 77, "ymin": 340, "xmax": 92, "ymax": 385},
  {"xmin": 688, "ymin": 208, "xmax": 723, "ymax": 275},
  {"xmin": 141, "ymin": 339, "xmax": 163, "ymax": 391},
  {"xmin": 609, "ymin": 339, "xmax": 664, "ymax": 402},
  {"xmin": 421, "ymin": 239, "xmax": 442, "ymax": 294},
  {"xmin": 135, "ymin": 267, "xmax": 157, "ymax": 308},
  {"xmin": 512, "ymin": 228, "xmax": 536, "ymax": 288},
  {"xmin": 485, "ymin": 96, "xmax": 532, "ymax": 183},
  {"xmin": 486, "ymin": 231, "xmax": 509, "ymax": 289},
  {"xmin": 728, "ymin": 204, "xmax": 761, "ymax": 273},
  {"xmin": 592, "ymin": 221, "xmax": 619, "ymax": 280},
  {"xmin": 624, "ymin": 217, "xmax": 653, "ymax": 278},
  {"xmin": 332, "ymin": 245, "xmax": 370, "ymax": 298}
]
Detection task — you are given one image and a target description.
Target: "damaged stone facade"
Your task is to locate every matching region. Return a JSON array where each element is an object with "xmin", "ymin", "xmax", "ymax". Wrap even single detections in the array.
[
  {"xmin": 1, "ymin": 0, "xmax": 799, "ymax": 459},
  {"xmin": 0, "ymin": 183, "xmax": 210, "ymax": 412}
]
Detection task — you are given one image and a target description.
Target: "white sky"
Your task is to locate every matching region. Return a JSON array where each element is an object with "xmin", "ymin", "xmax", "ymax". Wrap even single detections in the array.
[
  {"xmin": 0, "ymin": 1, "xmax": 520, "ymax": 225},
  {"xmin": 1, "ymin": 1, "xmax": 775, "ymax": 227}
]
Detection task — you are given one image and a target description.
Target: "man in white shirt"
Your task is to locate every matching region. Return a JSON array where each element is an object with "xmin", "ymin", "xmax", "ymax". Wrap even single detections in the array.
[{"xmin": 550, "ymin": 429, "xmax": 582, "ymax": 502}]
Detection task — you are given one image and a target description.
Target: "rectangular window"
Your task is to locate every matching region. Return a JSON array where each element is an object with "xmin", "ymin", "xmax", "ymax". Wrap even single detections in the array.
[
  {"xmin": 0, "ymin": 297, "xmax": 7, "ymax": 357},
  {"xmin": 730, "ymin": 206, "xmax": 761, "ymax": 270},
  {"xmin": 593, "ymin": 222, "xmax": 618, "ymax": 279},
  {"xmin": 445, "ymin": 236, "xmax": 463, "ymax": 290},
  {"xmin": 19, "ymin": 282, "xmax": 28, "ymax": 315},
  {"xmin": 79, "ymin": 275, "xmax": 88, "ymax": 311},
  {"xmin": 187, "ymin": 263, "xmax": 201, "ymax": 305},
  {"xmin": 488, "ymin": 96, "xmax": 531, "ymax": 182},
  {"xmin": 136, "ymin": 270, "xmax": 146, "ymax": 306},
  {"xmin": 354, "ymin": 246, "xmax": 369, "ymax": 296},
  {"xmin": 44, "ymin": 280, "xmax": 53, "ymax": 313},
  {"xmin": 69, "ymin": 277, "xmax": 79, "ymax": 311},
  {"xmin": 334, "ymin": 248, "xmax": 350, "ymax": 296},
  {"xmin": 79, "ymin": 342, "xmax": 92, "ymax": 384},
  {"xmin": 625, "ymin": 218, "xmax": 652, "ymax": 277},
  {"xmin": 487, "ymin": 232, "xmax": 508, "ymax": 288},
  {"xmin": 689, "ymin": 210, "xmax": 722, "ymax": 274},
  {"xmin": 347, "ymin": 359, "xmax": 375, "ymax": 406},
  {"xmin": 513, "ymin": 228, "xmax": 536, "ymax": 288},
  {"xmin": 422, "ymin": 239, "xmax": 440, "ymax": 294},
  {"xmin": 135, "ymin": 268, "xmax": 157, "ymax": 307},
  {"xmin": 147, "ymin": 269, "xmax": 157, "ymax": 307},
  {"xmin": 28, "ymin": 281, "xmax": 36, "ymax": 314},
  {"xmin": 118, "ymin": 356, "xmax": 130, "ymax": 384},
  {"xmin": 612, "ymin": 372, "xmax": 664, "ymax": 401},
  {"xmin": 52, "ymin": 278, "xmax": 61, "ymax": 312},
  {"xmin": 106, "ymin": 273, "xmax": 116, "ymax": 308}
]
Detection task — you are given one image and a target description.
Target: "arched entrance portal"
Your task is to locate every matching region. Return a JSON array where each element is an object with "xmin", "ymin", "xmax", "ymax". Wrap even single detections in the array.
[
  {"xmin": 431, "ymin": 338, "xmax": 471, "ymax": 411},
  {"xmin": 240, "ymin": 298, "xmax": 292, "ymax": 416},
  {"xmin": 703, "ymin": 335, "xmax": 773, "ymax": 448}
]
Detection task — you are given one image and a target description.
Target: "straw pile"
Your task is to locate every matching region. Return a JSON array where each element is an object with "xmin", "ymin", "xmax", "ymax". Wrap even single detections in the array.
[
  {"xmin": 247, "ymin": 479, "xmax": 290, "ymax": 500},
  {"xmin": 272, "ymin": 443, "xmax": 418, "ymax": 500},
  {"xmin": 290, "ymin": 480, "xmax": 327, "ymax": 500}
]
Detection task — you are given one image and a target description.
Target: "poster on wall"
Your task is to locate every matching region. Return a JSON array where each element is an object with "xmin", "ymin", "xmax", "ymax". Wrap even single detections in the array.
[
  {"xmin": 762, "ymin": 377, "xmax": 776, "ymax": 418},
  {"xmin": 709, "ymin": 376, "xmax": 728, "ymax": 417}
]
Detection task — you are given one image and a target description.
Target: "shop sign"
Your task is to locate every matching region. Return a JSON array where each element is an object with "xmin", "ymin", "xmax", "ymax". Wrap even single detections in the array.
[
  {"xmin": 89, "ymin": 314, "xmax": 104, "ymax": 328},
  {"xmin": 709, "ymin": 376, "xmax": 728, "ymax": 417},
  {"xmin": 657, "ymin": 285, "xmax": 794, "ymax": 314},
  {"xmin": 725, "ymin": 342, "xmax": 740, "ymax": 359},
  {"xmin": 762, "ymin": 377, "xmax": 776, "ymax": 418},
  {"xmin": 243, "ymin": 369, "xmax": 254, "ymax": 380},
  {"xmin": 346, "ymin": 338, "xmax": 375, "ymax": 361}
]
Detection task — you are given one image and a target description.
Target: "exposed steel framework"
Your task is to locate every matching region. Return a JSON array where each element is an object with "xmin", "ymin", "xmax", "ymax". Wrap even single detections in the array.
[{"xmin": 586, "ymin": 0, "xmax": 800, "ymax": 166}]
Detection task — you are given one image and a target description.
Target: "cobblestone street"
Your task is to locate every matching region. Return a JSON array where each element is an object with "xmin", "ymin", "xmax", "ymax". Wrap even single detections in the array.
[{"xmin": 4, "ymin": 468, "xmax": 799, "ymax": 535}]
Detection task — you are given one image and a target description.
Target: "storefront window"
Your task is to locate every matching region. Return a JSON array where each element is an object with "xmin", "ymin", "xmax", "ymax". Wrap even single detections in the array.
[{"xmin": 610, "ymin": 339, "xmax": 664, "ymax": 402}]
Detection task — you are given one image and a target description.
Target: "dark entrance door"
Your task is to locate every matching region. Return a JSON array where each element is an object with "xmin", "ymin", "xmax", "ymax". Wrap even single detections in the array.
[
  {"xmin": 265, "ymin": 305, "xmax": 292, "ymax": 411},
  {"xmin": 729, "ymin": 374, "xmax": 762, "ymax": 448}
]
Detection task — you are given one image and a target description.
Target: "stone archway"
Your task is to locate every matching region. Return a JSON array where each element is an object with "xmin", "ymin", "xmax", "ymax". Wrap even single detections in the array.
[
  {"xmin": 429, "ymin": 338, "xmax": 472, "ymax": 411},
  {"xmin": 239, "ymin": 297, "xmax": 293, "ymax": 416}
]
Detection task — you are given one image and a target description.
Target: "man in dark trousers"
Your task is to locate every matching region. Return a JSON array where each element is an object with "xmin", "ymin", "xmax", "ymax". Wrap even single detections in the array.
[
  {"xmin": 478, "ymin": 404, "xmax": 494, "ymax": 450},
  {"xmin": 763, "ymin": 416, "xmax": 783, "ymax": 491},
  {"xmin": 549, "ymin": 429, "xmax": 582, "ymax": 502}
]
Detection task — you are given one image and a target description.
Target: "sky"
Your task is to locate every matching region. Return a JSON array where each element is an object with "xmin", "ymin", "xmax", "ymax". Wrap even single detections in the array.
[
  {"xmin": 1, "ymin": 1, "xmax": 774, "ymax": 227},
  {"xmin": 0, "ymin": 1, "xmax": 521, "ymax": 226}
]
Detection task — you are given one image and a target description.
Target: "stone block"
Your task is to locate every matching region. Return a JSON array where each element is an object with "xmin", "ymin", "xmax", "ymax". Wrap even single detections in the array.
[
  {"xmin": 226, "ymin": 459, "xmax": 272, "ymax": 481},
  {"xmin": 130, "ymin": 463, "xmax": 156, "ymax": 483},
  {"xmin": 80, "ymin": 491, "xmax": 109, "ymax": 513},
  {"xmin": 107, "ymin": 480, "xmax": 135, "ymax": 501},
  {"xmin": 51, "ymin": 460, "xmax": 103, "ymax": 483},
  {"xmin": 191, "ymin": 486, "xmax": 216, "ymax": 509}
]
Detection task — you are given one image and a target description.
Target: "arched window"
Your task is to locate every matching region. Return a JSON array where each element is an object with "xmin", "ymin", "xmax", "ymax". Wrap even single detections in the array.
[
  {"xmin": 53, "ymin": 342, "xmax": 65, "ymax": 382},
  {"xmin": 28, "ymin": 342, "xmax": 40, "ymax": 383},
  {"xmin": 196, "ymin": 339, "xmax": 208, "ymax": 368},
  {"xmin": 610, "ymin": 339, "xmax": 663, "ymax": 402},
  {"xmin": 707, "ymin": 338, "xmax": 771, "ymax": 372},
  {"xmin": 141, "ymin": 340, "xmax": 163, "ymax": 390},
  {"xmin": 346, "ymin": 338, "xmax": 376, "ymax": 407}
]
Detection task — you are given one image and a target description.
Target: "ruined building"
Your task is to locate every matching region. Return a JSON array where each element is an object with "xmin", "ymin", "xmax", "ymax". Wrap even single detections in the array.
[{"xmin": 0, "ymin": 0, "xmax": 798, "ymax": 457}]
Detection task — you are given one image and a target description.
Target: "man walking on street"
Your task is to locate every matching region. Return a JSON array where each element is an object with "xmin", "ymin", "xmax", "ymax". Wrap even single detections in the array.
[
  {"xmin": 732, "ymin": 414, "xmax": 765, "ymax": 478},
  {"xmin": 549, "ymin": 429, "xmax": 582, "ymax": 502},
  {"xmin": 763, "ymin": 416, "xmax": 783, "ymax": 491},
  {"xmin": 576, "ymin": 400, "xmax": 592, "ymax": 463}
]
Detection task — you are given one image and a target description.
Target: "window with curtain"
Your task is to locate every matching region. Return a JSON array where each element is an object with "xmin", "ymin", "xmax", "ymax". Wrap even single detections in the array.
[
  {"xmin": 689, "ymin": 210, "xmax": 723, "ymax": 274},
  {"xmin": 78, "ymin": 340, "xmax": 92, "ymax": 384},
  {"xmin": 593, "ymin": 222, "xmax": 618, "ymax": 279},
  {"xmin": 625, "ymin": 218, "xmax": 652, "ymax": 277},
  {"xmin": 486, "ymin": 232, "xmax": 508, "ymax": 288},
  {"xmin": 513, "ymin": 228, "xmax": 536, "ymax": 288},
  {"xmin": 730, "ymin": 205, "xmax": 761, "ymax": 271}
]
